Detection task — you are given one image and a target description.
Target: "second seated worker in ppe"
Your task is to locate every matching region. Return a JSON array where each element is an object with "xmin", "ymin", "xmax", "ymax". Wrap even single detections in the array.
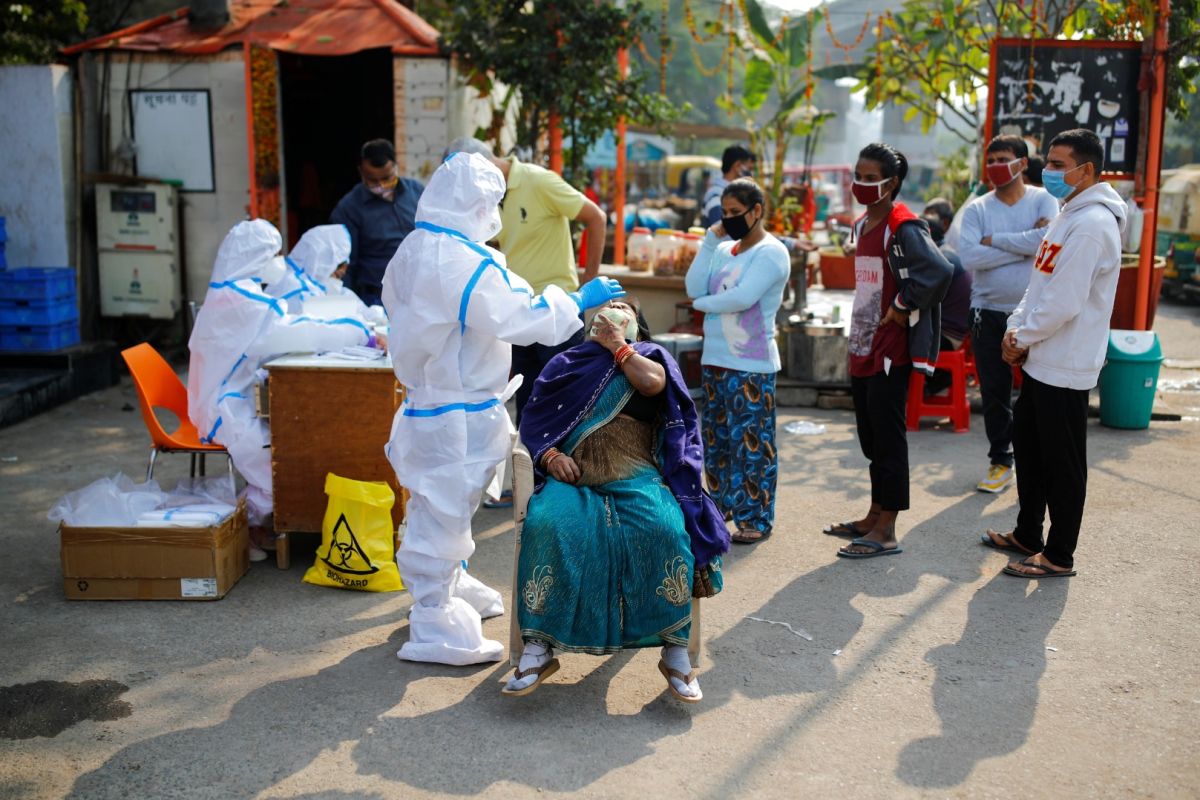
[{"xmin": 381, "ymin": 151, "xmax": 625, "ymax": 667}]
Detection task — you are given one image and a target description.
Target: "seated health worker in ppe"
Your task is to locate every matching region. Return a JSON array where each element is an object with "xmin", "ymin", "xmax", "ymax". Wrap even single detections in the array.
[
  {"xmin": 275, "ymin": 224, "xmax": 387, "ymax": 327},
  {"xmin": 381, "ymin": 151, "xmax": 626, "ymax": 666},
  {"xmin": 188, "ymin": 219, "xmax": 380, "ymax": 558}
]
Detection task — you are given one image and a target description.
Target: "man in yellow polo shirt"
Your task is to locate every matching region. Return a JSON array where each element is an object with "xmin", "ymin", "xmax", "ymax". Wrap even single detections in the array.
[{"xmin": 448, "ymin": 137, "xmax": 607, "ymax": 421}]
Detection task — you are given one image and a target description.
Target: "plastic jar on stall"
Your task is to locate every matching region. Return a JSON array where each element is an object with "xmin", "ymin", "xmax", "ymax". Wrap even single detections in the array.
[
  {"xmin": 653, "ymin": 229, "xmax": 681, "ymax": 276},
  {"xmin": 626, "ymin": 227, "xmax": 653, "ymax": 272},
  {"xmin": 675, "ymin": 229, "xmax": 703, "ymax": 275}
]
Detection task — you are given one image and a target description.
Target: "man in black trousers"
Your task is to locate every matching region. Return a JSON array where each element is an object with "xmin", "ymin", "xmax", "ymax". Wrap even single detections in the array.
[{"xmin": 982, "ymin": 130, "xmax": 1127, "ymax": 577}]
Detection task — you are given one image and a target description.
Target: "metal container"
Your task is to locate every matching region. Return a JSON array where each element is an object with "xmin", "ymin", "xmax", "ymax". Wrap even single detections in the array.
[{"xmin": 786, "ymin": 323, "xmax": 849, "ymax": 384}]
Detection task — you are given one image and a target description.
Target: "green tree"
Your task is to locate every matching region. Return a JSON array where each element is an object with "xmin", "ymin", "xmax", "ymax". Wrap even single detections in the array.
[
  {"xmin": 0, "ymin": 1, "xmax": 87, "ymax": 64},
  {"xmin": 440, "ymin": 0, "xmax": 681, "ymax": 181},
  {"xmin": 825, "ymin": 0, "xmax": 1199, "ymax": 144}
]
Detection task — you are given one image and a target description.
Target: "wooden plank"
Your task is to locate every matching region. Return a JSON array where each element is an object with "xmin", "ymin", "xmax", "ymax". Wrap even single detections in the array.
[{"xmin": 269, "ymin": 367, "xmax": 407, "ymax": 534}]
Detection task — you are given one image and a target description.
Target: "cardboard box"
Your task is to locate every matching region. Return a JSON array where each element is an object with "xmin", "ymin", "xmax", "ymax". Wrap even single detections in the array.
[{"xmin": 60, "ymin": 502, "xmax": 248, "ymax": 600}]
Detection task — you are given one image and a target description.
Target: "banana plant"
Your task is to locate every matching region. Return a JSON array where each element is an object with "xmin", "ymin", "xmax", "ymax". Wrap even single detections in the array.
[{"xmin": 715, "ymin": 0, "xmax": 834, "ymax": 210}]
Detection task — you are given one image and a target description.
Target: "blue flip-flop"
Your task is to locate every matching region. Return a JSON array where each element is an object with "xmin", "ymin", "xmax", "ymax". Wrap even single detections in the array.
[{"xmin": 837, "ymin": 537, "xmax": 903, "ymax": 559}]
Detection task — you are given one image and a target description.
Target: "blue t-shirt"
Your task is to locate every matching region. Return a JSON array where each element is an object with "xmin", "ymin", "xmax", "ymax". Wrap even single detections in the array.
[
  {"xmin": 684, "ymin": 231, "xmax": 790, "ymax": 373},
  {"xmin": 330, "ymin": 179, "xmax": 424, "ymax": 293}
]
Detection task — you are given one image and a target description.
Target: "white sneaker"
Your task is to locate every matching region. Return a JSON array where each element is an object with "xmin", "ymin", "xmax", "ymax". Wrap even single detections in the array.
[
  {"xmin": 976, "ymin": 464, "xmax": 1014, "ymax": 493},
  {"xmin": 248, "ymin": 543, "xmax": 268, "ymax": 562}
]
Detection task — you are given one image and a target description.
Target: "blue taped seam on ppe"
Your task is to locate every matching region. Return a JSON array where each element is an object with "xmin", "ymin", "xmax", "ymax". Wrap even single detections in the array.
[
  {"xmin": 201, "ymin": 416, "xmax": 223, "ymax": 444},
  {"xmin": 219, "ymin": 354, "xmax": 247, "ymax": 389},
  {"xmin": 287, "ymin": 315, "xmax": 370, "ymax": 337},
  {"xmin": 285, "ymin": 256, "xmax": 319, "ymax": 295},
  {"xmin": 217, "ymin": 391, "xmax": 244, "ymax": 403},
  {"xmin": 534, "ymin": 296, "xmax": 548, "ymax": 309},
  {"xmin": 458, "ymin": 258, "xmax": 495, "ymax": 334},
  {"xmin": 416, "ymin": 220, "xmax": 496, "ymax": 261},
  {"xmin": 209, "ymin": 281, "xmax": 284, "ymax": 316},
  {"xmin": 401, "ymin": 397, "xmax": 501, "ymax": 417},
  {"xmin": 417, "ymin": 220, "xmax": 541, "ymax": 332}
]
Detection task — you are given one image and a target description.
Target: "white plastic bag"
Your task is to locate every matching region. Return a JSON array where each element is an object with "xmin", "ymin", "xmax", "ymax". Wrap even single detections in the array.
[{"xmin": 48, "ymin": 474, "xmax": 166, "ymax": 527}]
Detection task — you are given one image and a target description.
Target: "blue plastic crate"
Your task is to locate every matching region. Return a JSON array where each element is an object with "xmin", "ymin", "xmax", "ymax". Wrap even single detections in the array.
[
  {"xmin": 0, "ymin": 267, "xmax": 75, "ymax": 301},
  {"xmin": 0, "ymin": 319, "xmax": 80, "ymax": 352},
  {"xmin": 0, "ymin": 296, "xmax": 78, "ymax": 326}
]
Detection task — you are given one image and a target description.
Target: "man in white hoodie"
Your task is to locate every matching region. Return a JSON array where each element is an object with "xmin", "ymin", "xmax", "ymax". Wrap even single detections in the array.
[{"xmin": 984, "ymin": 129, "xmax": 1126, "ymax": 578}]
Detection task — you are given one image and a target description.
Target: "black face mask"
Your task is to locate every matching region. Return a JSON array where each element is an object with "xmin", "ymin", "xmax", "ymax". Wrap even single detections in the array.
[{"xmin": 722, "ymin": 210, "xmax": 756, "ymax": 240}]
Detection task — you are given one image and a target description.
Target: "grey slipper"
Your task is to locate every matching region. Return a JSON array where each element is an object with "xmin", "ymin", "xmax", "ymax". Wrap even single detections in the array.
[{"xmin": 837, "ymin": 537, "xmax": 903, "ymax": 559}]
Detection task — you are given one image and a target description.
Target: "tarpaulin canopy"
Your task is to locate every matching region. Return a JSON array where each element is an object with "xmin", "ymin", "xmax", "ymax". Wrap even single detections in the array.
[{"xmin": 62, "ymin": 0, "xmax": 440, "ymax": 57}]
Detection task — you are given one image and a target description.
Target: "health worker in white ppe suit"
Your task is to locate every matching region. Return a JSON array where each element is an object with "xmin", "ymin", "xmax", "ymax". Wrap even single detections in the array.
[
  {"xmin": 382, "ymin": 151, "xmax": 625, "ymax": 666},
  {"xmin": 273, "ymin": 224, "xmax": 387, "ymax": 326},
  {"xmin": 188, "ymin": 219, "xmax": 378, "ymax": 532}
]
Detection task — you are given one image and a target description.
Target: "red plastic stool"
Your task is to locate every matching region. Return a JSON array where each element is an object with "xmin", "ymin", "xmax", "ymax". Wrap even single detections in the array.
[{"xmin": 907, "ymin": 349, "xmax": 970, "ymax": 433}]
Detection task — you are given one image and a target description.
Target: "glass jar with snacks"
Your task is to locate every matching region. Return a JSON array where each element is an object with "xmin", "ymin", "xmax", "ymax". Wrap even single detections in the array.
[
  {"xmin": 653, "ymin": 229, "xmax": 681, "ymax": 276},
  {"xmin": 676, "ymin": 230, "xmax": 703, "ymax": 275},
  {"xmin": 626, "ymin": 227, "xmax": 653, "ymax": 272}
]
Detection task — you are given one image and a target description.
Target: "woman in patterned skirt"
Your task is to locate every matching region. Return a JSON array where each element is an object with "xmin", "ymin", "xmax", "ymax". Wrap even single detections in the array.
[
  {"xmin": 504, "ymin": 299, "xmax": 729, "ymax": 702},
  {"xmin": 685, "ymin": 178, "xmax": 791, "ymax": 543}
]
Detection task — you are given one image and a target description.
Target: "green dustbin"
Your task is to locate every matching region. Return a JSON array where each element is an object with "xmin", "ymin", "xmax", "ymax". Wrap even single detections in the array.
[{"xmin": 1098, "ymin": 330, "xmax": 1163, "ymax": 429}]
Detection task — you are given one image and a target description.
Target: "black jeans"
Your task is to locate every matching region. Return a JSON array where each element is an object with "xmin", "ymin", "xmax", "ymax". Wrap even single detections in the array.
[
  {"xmin": 511, "ymin": 322, "xmax": 586, "ymax": 425},
  {"xmin": 850, "ymin": 365, "xmax": 912, "ymax": 512},
  {"xmin": 970, "ymin": 307, "xmax": 1015, "ymax": 468},
  {"xmin": 1011, "ymin": 372, "xmax": 1089, "ymax": 569}
]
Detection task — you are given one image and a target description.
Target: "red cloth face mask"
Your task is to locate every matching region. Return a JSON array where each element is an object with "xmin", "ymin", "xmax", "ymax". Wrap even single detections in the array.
[
  {"xmin": 851, "ymin": 178, "xmax": 890, "ymax": 206},
  {"xmin": 985, "ymin": 158, "xmax": 1022, "ymax": 188}
]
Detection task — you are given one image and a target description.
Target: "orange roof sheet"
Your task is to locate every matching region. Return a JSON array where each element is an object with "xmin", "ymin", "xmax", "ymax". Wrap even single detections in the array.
[{"xmin": 63, "ymin": 0, "xmax": 440, "ymax": 57}]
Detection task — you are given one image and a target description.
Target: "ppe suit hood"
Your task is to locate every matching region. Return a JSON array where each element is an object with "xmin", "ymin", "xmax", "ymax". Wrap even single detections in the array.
[
  {"xmin": 290, "ymin": 224, "xmax": 352, "ymax": 282},
  {"xmin": 415, "ymin": 152, "xmax": 504, "ymax": 242},
  {"xmin": 212, "ymin": 219, "xmax": 283, "ymax": 283}
]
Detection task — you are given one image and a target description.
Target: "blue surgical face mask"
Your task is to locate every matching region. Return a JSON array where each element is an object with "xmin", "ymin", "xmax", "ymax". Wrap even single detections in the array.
[{"xmin": 1042, "ymin": 162, "xmax": 1086, "ymax": 200}]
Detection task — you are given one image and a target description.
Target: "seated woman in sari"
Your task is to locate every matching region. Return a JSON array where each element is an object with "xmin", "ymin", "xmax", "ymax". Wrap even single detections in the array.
[{"xmin": 504, "ymin": 298, "xmax": 730, "ymax": 702}]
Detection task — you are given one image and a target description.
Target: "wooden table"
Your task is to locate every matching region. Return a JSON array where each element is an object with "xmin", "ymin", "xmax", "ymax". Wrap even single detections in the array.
[{"xmin": 264, "ymin": 353, "xmax": 406, "ymax": 569}]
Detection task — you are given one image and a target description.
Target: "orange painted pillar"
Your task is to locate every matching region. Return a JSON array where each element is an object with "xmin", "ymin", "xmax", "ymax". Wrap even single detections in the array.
[
  {"xmin": 549, "ymin": 110, "xmax": 564, "ymax": 175},
  {"xmin": 613, "ymin": 46, "xmax": 629, "ymax": 266},
  {"xmin": 1134, "ymin": 0, "xmax": 1170, "ymax": 331},
  {"xmin": 242, "ymin": 41, "xmax": 259, "ymax": 219}
]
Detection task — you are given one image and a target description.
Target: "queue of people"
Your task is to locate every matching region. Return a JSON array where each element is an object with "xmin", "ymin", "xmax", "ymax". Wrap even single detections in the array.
[{"xmin": 187, "ymin": 126, "xmax": 1124, "ymax": 702}]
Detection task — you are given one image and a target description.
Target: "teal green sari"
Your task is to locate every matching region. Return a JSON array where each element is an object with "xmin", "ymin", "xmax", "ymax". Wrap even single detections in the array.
[{"xmin": 517, "ymin": 376, "xmax": 722, "ymax": 654}]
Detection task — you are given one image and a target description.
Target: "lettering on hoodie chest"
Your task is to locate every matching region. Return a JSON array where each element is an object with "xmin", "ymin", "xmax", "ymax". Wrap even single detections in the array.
[{"xmin": 1034, "ymin": 240, "xmax": 1063, "ymax": 275}]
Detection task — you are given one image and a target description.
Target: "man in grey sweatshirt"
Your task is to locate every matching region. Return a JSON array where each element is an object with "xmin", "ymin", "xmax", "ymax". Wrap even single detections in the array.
[
  {"xmin": 958, "ymin": 135, "xmax": 1060, "ymax": 493},
  {"xmin": 986, "ymin": 128, "xmax": 1126, "ymax": 578}
]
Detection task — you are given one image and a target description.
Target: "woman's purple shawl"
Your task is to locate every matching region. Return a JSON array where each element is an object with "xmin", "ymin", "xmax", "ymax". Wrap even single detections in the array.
[{"xmin": 519, "ymin": 340, "xmax": 731, "ymax": 568}]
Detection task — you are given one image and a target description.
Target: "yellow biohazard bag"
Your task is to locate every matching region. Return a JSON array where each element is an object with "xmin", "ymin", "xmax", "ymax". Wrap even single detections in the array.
[{"xmin": 302, "ymin": 473, "xmax": 403, "ymax": 592}]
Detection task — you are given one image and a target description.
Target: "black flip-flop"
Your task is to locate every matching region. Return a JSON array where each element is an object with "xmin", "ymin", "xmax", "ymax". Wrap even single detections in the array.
[
  {"xmin": 1002, "ymin": 556, "xmax": 1075, "ymax": 579},
  {"xmin": 822, "ymin": 521, "xmax": 865, "ymax": 538},
  {"xmin": 837, "ymin": 537, "xmax": 902, "ymax": 559},
  {"xmin": 979, "ymin": 529, "xmax": 1037, "ymax": 555}
]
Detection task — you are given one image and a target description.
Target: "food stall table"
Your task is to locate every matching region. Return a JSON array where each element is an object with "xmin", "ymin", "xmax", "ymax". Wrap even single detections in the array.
[
  {"xmin": 263, "ymin": 353, "xmax": 406, "ymax": 569},
  {"xmin": 584, "ymin": 265, "xmax": 689, "ymax": 333}
]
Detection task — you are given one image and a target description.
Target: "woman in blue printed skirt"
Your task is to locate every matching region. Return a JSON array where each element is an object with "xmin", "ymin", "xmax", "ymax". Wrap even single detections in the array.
[{"xmin": 685, "ymin": 178, "xmax": 791, "ymax": 543}]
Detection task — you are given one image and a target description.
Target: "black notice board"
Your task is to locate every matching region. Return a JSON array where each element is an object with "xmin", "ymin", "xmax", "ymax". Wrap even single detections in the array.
[{"xmin": 987, "ymin": 38, "xmax": 1142, "ymax": 176}]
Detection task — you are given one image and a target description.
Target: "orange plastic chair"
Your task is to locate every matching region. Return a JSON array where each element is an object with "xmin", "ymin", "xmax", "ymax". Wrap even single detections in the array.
[{"xmin": 121, "ymin": 343, "xmax": 233, "ymax": 483}]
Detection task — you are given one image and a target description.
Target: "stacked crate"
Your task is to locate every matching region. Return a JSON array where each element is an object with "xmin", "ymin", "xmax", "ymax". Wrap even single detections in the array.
[{"xmin": 0, "ymin": 267, "xmax": 80, "ymax": 352}]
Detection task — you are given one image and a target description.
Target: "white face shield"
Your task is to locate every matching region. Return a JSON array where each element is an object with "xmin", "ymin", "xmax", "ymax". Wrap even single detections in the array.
[
  {"xmin": 414, "ymin": 152, "xmax": 505, "ymax": 242},
  {"xmin": 258, "ymin": 255, "xmax": 288, "ymax": 287}
]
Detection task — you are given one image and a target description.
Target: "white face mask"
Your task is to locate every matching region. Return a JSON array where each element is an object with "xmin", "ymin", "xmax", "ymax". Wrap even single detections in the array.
[{"xmin": 589, "ymin": 307, "xmax": 638, "ymax": 341}]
